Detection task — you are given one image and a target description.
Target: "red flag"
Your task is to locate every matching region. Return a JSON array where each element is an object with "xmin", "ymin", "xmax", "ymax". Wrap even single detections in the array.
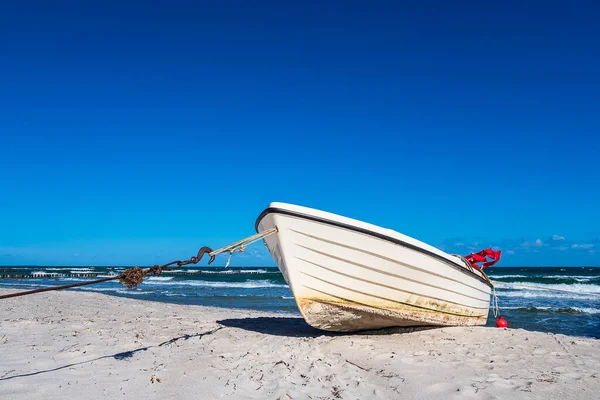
[{"xmin": 464, "ymin": 248, "xmax": 502, "ymax": 269}]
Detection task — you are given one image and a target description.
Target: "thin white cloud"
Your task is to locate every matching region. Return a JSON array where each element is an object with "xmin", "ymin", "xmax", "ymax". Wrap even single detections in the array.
[
  {"xmin": 552, "ymin": 235, "xmax": 565, "ymax": 241},
  {"xmin": 572, "ymin": 244, "xmax": 594, "ymax": 249},
  {"xmin": 520, "ymin": 239, "xmax": 545, "ymax": 248}
]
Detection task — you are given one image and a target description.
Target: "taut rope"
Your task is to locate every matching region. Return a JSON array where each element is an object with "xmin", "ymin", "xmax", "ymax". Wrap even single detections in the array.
[
  {"xmin": 209, "ymin": 228, "xmax": 278, "ymax": 268},
  {"xmin": 0, "ymin": 228, "xmax": 278, "ymax": 300}
]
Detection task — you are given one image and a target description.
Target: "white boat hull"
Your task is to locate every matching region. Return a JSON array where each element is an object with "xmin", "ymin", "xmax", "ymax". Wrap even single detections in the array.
[{"xmin": 256, "ymin": 203, "xmax": 492, "ymax": 332}]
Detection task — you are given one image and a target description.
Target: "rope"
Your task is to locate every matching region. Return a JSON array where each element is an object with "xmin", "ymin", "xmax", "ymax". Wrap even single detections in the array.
[
  {"xmin": 451, "ymin": 254, "xmax": 500, "ymax": 316},
  {"xmin": 491, "ymin": 285, "xmax": 500, "ymax": 318},
  {"xmin": 208, "ymin": 228, "xmax": 278, "ymax": 268},
  {"xmin": 451, "ymin": 254, "xmax": 475, "ymax": 274},
  {"xmin": 0, "ymin": 229, "xmax": 279, "ymax": 300},
  {"xmin": 0, "ymin": 276, "xmax": 123, "ymax": 300},
  {"xmin": 452, "ymin": 254, "xmax": 496, "ymax": 285}
]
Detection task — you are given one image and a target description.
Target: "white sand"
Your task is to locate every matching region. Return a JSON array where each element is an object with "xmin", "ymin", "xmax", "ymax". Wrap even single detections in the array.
[{"xmin": 1, "ymin": 289, "xmax": 599, "ymax": 399}]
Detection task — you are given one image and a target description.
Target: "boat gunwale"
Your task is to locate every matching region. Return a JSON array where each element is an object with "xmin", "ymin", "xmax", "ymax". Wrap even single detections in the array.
[{"xmin": 255, "ymin": 206, "xmax": 493, "ymax": 289}]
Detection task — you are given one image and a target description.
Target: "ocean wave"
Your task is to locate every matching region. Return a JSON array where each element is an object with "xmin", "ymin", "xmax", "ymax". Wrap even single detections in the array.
[
  {"xmin": 71, "ymin": 287, "xmax": 151, "ymax": 295},
  {"xmin": 115, "ymin": 289, "xmax": 151, "ymax": 295},
  {"xmin": 498, "ymin": 306, "xmax": 600, "ymax": 315},
  {"xmin": 497, "ymin": 290, "xmax": 599, "ymax": 300},
  {"xmin": 281, "ymin": 296, "xmax": 294, "ymax": 300},
  {"xmin": 28, "ymin": 268, "xmax": 98, "ymax": 275},
  {"xmin": 542, "ymin": 275, "xmax": 599, "ymax": 282},
  {"xmin": 146, "ymin": 276, "xmax": 174, "ymax": 281},
  {"xmin": 572, "ymin": 307, "xmax": 600, "ymax": 314},
  {"xmin": 164, "ymin": 269, "xmax": 271, "ymax": 275},
  {"xmin": 488, "ymin": 274, "xmax": 527, "ymax": 279},
  {"xmin": 202, "ymin": 269, "xmax": 268, "ymax": 274},
  {"xmin": 0, "ymin": 282, "xmax": 50, "ymax": 288},
  {"xmin": 495, "ymin": 281, "xmax": 600, "ymax": 294},
  {"xmin": 143, "ymin": 279, "xmax": 287, "ymax": 289},
  {"xmin": 59, "ymin": 277, "xmax": 92, "ymax": 282},
  {"xmin": 71, "ymin": 287, "xmax": 114, "ymax": 292},
  {"xmin": 58, "ymin": 276, "xmax": 119, "ymax": 282}
]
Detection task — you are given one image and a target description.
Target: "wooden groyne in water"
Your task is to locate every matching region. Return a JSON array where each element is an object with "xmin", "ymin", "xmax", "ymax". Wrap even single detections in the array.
[
  {"xmin": 0, "ymin": 270, "xmax": 267, "ymax": 279},
  {"xmin": 0, "ymin": 273, "xmax": 107, "ymax": 279}
]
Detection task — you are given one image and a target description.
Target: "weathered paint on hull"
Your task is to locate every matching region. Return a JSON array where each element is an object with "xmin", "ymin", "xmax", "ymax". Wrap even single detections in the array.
[{"xmin": 298, "ymin": 297, "xmax": 488, "ymax": 332}]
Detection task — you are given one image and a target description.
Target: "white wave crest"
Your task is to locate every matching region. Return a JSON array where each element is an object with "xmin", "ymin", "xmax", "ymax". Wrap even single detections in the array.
[
  {"xmin": 193, "ymin": 269, "xmax": 270, "ymax": 275},
  {"xmin": 488, "ymin": 274, "xmax": 527, "ymax": 279},
  {"xmin": 571, "ymin": 307, "xmax": 600, "ymax": 314},
  {"xmin": 0, "ymin": 282, "xmax": 50, "ymax": 288},
  {"xmin": 495, "ymin": 281, "xmax": 600, "ymax": 294},
  {"xmin": 59, "ymin": 277, "xmax": 90, "ymax": 282},
  {"xmin": 143, "ymin": 279, "xmax": 287, "ymax": 289},
  {"xmin": 543, "ymin": 275, "xmax": 599, "ymax": 280},
  {"xmin": 497, "ymin": 290, "xmax": 599, "ymax": 300},
  {"xmin": 146, "ymin": 276, "xmax": 174, "ymax": 281},
  {"xmin": 115, "ymin": 289, "xmax": 151, "ymax": 296},
  {"xmin": 71, "ymin": 287, "xmax": 115, "ymax": 292},
  {"xmin": 71, "ymin": 287, "xmax": 150, "ymax": 295}
]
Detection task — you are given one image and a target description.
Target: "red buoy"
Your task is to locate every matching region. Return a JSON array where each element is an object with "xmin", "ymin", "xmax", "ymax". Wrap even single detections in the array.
[{"xmin": 496, "ymin": 316, "xmax": 508, "ymax": 328}]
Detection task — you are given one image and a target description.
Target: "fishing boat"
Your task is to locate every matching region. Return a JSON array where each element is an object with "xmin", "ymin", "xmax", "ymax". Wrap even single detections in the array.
[{"xmin": 255, "ymin": 202, "xmax": 500, "ymax": 332}]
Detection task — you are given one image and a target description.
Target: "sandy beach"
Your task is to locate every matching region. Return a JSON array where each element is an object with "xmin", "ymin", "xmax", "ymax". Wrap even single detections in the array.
[{"xmin": 1, "ymin": 289, "xmax": 599, "ymax": 399}]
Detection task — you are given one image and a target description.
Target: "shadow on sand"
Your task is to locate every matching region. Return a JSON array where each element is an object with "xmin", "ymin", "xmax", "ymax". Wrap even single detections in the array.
[
  {"xmin": 217, "ymin": 316, "xmax": 441, "ymax": 337},
  {"xmin": 0, "ymin": 327, "xmax": 223, "ymax": 382},
  {"xmin": 1, "ymin": 320, "xmax": 442, "ymax": 382}
]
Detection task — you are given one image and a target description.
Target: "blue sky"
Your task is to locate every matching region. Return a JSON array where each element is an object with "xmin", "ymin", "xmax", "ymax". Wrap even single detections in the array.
[{"xmin": 1, "ymin": 1, "xmax": 599, "ymax": 267}]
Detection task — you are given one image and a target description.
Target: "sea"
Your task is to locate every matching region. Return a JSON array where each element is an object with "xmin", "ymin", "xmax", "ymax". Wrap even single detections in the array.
[{"xmin": 1, "ymin": 266, "xmax": 598, "ymax": 339}]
